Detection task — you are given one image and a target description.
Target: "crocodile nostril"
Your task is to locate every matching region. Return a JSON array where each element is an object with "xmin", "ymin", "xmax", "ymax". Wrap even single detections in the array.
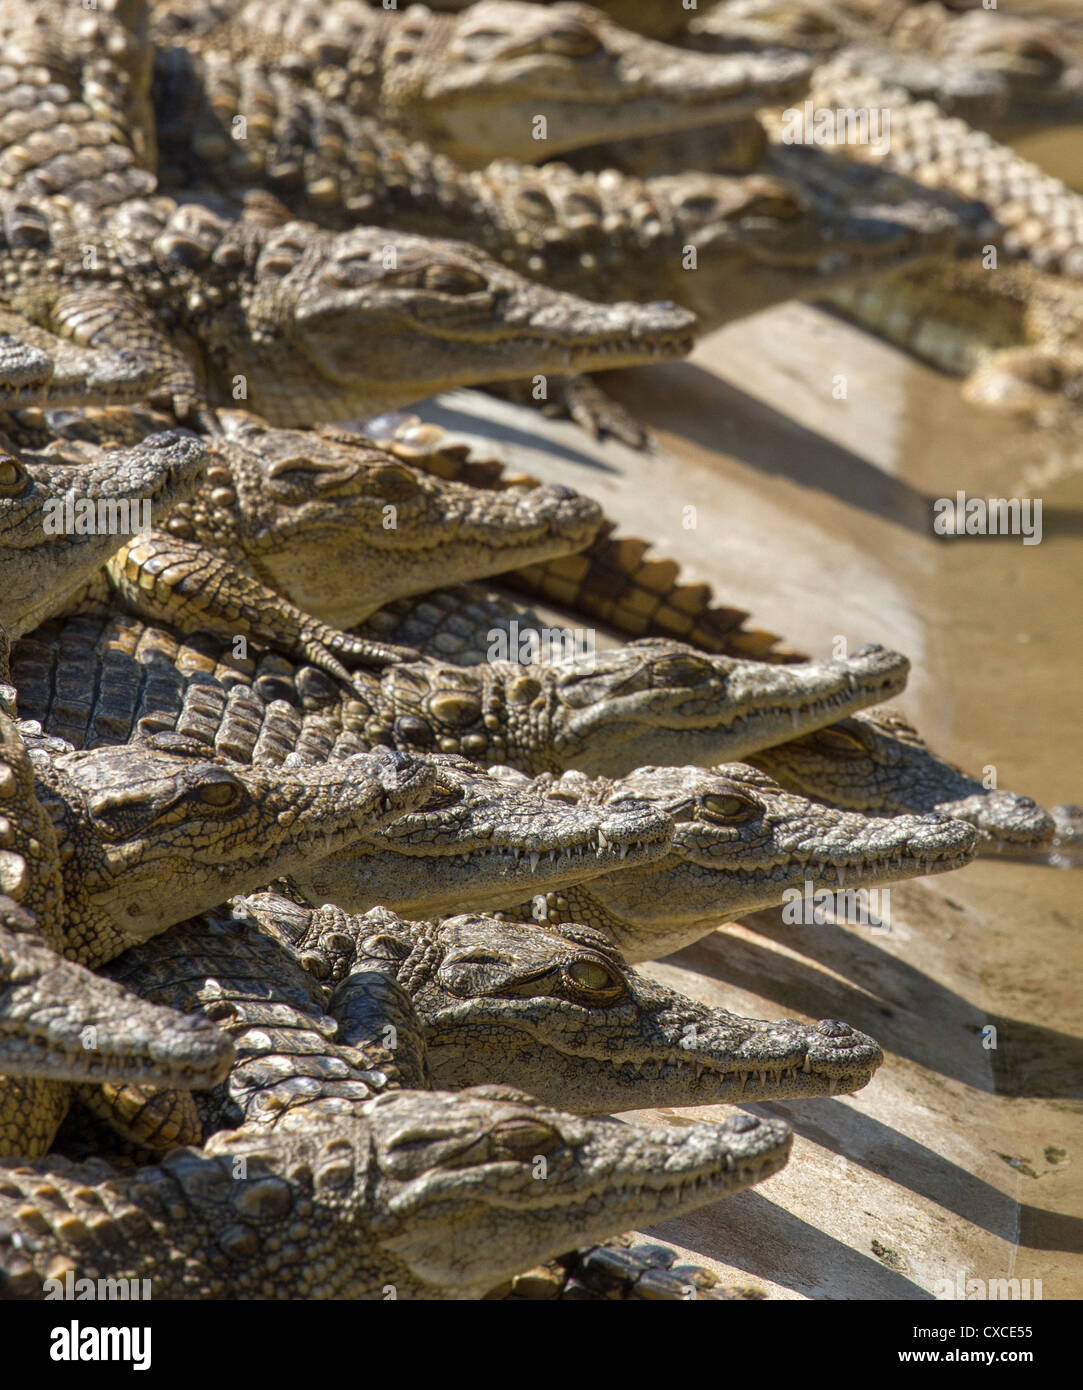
[
  {"xmin": 817, "ymin": 1020, "xmax": 852, "ymax": 1038},
  {"xmin": 728, "ymin": 1114, "xmax": 759, "ymax": 1132},
  {"xmin": 853, "ymin": 643, "xmax": 884, "ymax": 656},
  {"xmin": 541, "ymin": 484, "xmax": 576, "ymax": 501}
]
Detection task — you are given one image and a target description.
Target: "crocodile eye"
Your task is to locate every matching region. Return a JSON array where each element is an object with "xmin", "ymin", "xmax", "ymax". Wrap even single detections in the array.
[
  {"xmin": 701, "ymin": 792, "xmax": 757, "ymax": 822},
  {"xmin": 0, "ymin": 456, "xmax": 28, "ymax": 494},
  {"xmin": 422, "ymin": 265, "xmax": 488, "ymax": 295},
  {"xmin": 650, "ymin": 654, "xmax": 714, "ymax": 687},
  {"xmin": 539, "ymin": 27, "xmax": 601, "ymax": 58},
  {"xmin": 421, "ymin": 781, "xmax": 465, "ymax": 812},
  {"xmin": 564, "ymin": 957, "xmax": 622, "ymax": 998},
  {"xmin": 811, "ymin": 728, "xmax": 868, "ymax": 757},
  {"xmin": 490, "ymin": 1118, "xmax": 561, "ymax": 1160},
  {"xmin": 369, "ymin": 462, "xmax": 419, "ymax": 498},
  {"xmin": 194, "ymin": 780, "xmax": 242, "ymax": 808}
]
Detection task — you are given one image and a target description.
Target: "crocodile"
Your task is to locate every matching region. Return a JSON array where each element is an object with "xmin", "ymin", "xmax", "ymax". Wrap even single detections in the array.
[
  {"xmin": 76, "ymin": 895, "xmax": 875, "ymax": 1165},
  {"xmin": 0, "ymin": 312, "xmax": 164, "ymax": 411},
  {"xmin": 240, "ymin": 893, "xmax": 885, "ymax": 1110},
  {"xmin": 3, "ymin": 400, "xmax": 608, "ymax": 684},
  {"xmin": 826, "ymin": 260, "xmax": 1083, "ymax": 427},
  {"xmin": 24, "ymin": 728, "xmax": 435, "ymax": 968},
  {"xmin": 0, "ymin": 192, "xmax": 695, "ymax": 430},
  {"xmin": 748, "ymin": 707, "xmax": 1059, "ymax": 856},
  {"xmin": 10, "ymin": 607, "xmax": 911, "ymax": 775},
  {"xmin": 472, "ymin": 762, "xmax": 977, "ymax": 960},
  {"xmin": 0, "ymin": 709, "xmax": 236, "ymax": 1155},
  {"xmin": 9, "ymin": 404, "xmax": 603, "ymax": 634},
  {"xmin": 4, "ymin": 904, "xmax": 794, "ymax": 1298},
  {"xmin": 687, "ymin": 0, "xmax": 1083, "ymax": 138},
  {"xmin": 287, "ymin": 755, "xmax": 979, "ymax": 940},
  {"xmin": 0, "ymin": 715, "xmax": 434, "ymax": 1151},
  {"xmin": 150, "ymin": 44, "xmax": 972, "ymax": 333},
  {"xmin": 338, "ymin": 564, "xmax": 1071, "ymax": 861},
  {"xmin": 779, "ymin": 56, "xmax": 1083, "ymax": 280},
  {"xmin": 147, "ymin": 0, "xmax": 813, "ymax": 167},
  {"xmin": 0, "ymin": 426, "xmax": 205, "ymax": 640},
  {"xmin": 279, "ymin": 752, "xmax": 676, "ymax": 919},
  {"xmin": 0, "ymin": 1083, "xmax": 791, "ymax": 1299}
]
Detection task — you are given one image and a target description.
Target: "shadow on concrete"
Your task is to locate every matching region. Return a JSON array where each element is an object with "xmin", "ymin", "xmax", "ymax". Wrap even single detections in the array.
[
  {"xmin": 671, "ymin": 917, "xmax": 1083, "ymax": 1101},
  {"xmin": 600, "ymin": 361, "xmax": 936, "ymax": 532},
  {"xmin": 645, "ymin": 1190, "xmax": 936, "ymax": 1299}
]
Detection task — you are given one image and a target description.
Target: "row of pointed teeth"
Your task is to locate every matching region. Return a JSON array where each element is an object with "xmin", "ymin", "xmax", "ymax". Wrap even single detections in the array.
[
  {"xmin": 609, "ymin": 1054, "xmax": 815, "ymax": 1085},
  {"xmin": 543, "ymin": 337, "xmax": 691, "ymax": 367},
  {"xmin": 465, "ymin": 837, "xmax": 653, "ymax": 870}
]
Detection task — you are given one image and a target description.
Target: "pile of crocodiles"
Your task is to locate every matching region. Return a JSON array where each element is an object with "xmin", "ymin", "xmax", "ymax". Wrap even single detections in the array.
[{"xmin": 0, "ymin": 0, "xmax": 1077, "ymax": 1301}]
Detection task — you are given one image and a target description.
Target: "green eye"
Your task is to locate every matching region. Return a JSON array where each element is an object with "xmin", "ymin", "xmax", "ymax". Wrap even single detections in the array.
[
  {"xmin": 195, "ymin": 780, "xmax": 241, "ymax": 808},
  {"xmin": 0, "ymin": 456, "xmax": 27, "ymax": 493},
  {"xmin": 565, "ymin": 958, "xmax": 620, "ymax": 996},
  {"xmin": 813, "ymin": 729, "xmax": 868, "ymax": 756},
  {"xmin": 701, "ymin": 793, "xmax": 755, "ymax": 821}
]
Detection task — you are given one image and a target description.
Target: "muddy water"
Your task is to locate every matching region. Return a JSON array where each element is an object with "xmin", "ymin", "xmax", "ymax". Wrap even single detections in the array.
[{"xmin": 414, "ymin": 297, "xmax": 1080, "ymax": 1299}]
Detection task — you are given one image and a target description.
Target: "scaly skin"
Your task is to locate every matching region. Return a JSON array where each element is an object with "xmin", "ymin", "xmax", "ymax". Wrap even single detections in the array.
[
  {"xmin": 0, "ymin": 311, "xmax": 163, "ymax": 410},
  {"xmin": 11, "ymin": 609, "xmax": 911, "ymax": 774},
  {"xmin": 284, "ymin": 752, "xmax": 676, "ymax": 918},
  {"xmin": 688, "ymin": 0, "xmax": 1083, "ymax": 136},
  {"xmin": 493, "ymin": 762, "xmax": 977, "ymax": 960},
  {"xmin": 292, "ymin": 757, "xmax": 977, "ymax": 933},
  {"xmin": 242, "ymin": 895, "xmax": 886, "ymax": 1111},
  {"xmin": 489, "ymin": 1235, "xmax": 763, "ymax": 1299},
  {"xmin": 149, "ymin": 0, "xmax": 812, "ymax": 167},
  {"xmin": 748, "ymin": 707, "xmax": 1058, "ymax": 856},
  {"xmin": 828, "ymin": 260, "xmax": 1083, "ymax": 425},
  {"xmin": 346, "ymin": 636, "xmax": 911, "ymax": 775},
  {"xmin": 0, "ymin": 192, "xmax": 695, "ymax": 428},
  {"xmin": 0, "ymin": 711, "xmax": 233, "ymax": 1156},
  {"xmin": 784, "ymin": 57, "xmax": 1083, "ymax": 279},
  {"xmin": 0, "ymin": 0, "xmax": 157, "ymax": 205},
  {"xmin": 19, "ymin": 404, "xmax": 604, "ymax": 632},
  {"xmin": 13, "ymin": 631, "xmax": 679, "ymax": 915},
  {"xmin": 2, "ymin": 402, "xmax": 604, "ymax": 682},
  {"xmin": 25, "ymin": 730, "xmax": 435, "ymax": 967},
  {"xmin": 151, "ymin": 46, "xmax": 967, "ymax": 334},
  {"xmin": 0, "ymin": 1089, "xmax": 791, "ymax": 1299},
  {"xmin": 0, "ymin": 429, "xmax": 205, "ymax": 640}
]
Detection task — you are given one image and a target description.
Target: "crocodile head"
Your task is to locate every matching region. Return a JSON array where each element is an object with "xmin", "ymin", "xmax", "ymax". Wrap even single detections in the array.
[
  {"xmin": 286, "ymin": 753, "xmax": 673, "ymax": 916},
  {"xmin": 541, "ymin": 638, "xmax": 910, "ymax": 775},
  {"xmin": 890, "ymin": 7, "xmax": 1083, "ymax": 132},
  {"xmin": 30, "ymin": 736, "xmax": 435, "ymax": 966},
  {"xmin": 245, "ymin": 223, "xmax": 695, "ymax": 423},
  {"xmin": 327, "ymin": 906, "xmax": 884, "ymax": 1113},
  {"xmin": 749, "ymin": 708, "xmax": 1057, "ymax": 857},
  {"xmin": 179, "ymin": 413, "xmax": 601, "ymax": 626},
  {"xmin": 383, "ymin": 0, "xmax": 811, "ymax": 165},
  {"xmin": 300, "ymin": 1086, "xmax": 791, "ymax": 1298},
  {"xmin": 0, "ymin": 431, "xmax": 205, "ymax": 639},
  {"xmin": 557, "ymin": 762, "xmax": 977, "ymax": 957},
  {"xmin": 652, "ymin": 157, "xmax": 967, "ymax": 333}
]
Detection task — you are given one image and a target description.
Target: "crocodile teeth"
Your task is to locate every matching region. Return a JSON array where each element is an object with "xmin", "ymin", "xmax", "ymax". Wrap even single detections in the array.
[
  {"xmin": 529, "ymin": 852, "xmax": 539, "ymax": 873},
  {"xmin": 837, "ymin": 866, "xmax": 846, "ymax": 887},
  {"xmin": 803, "ymin": 1055, "xmax": 811, "ymax": 1072},
  {"xmin": 619, "ymin": 844, "xmax": 628, "ymax": 860}
]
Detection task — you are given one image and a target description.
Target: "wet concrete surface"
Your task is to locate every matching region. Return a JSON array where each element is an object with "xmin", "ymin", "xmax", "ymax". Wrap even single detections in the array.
[{"xmin": 408, "ymin": 297, "xmax": 1080, "ymax": 1300}]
